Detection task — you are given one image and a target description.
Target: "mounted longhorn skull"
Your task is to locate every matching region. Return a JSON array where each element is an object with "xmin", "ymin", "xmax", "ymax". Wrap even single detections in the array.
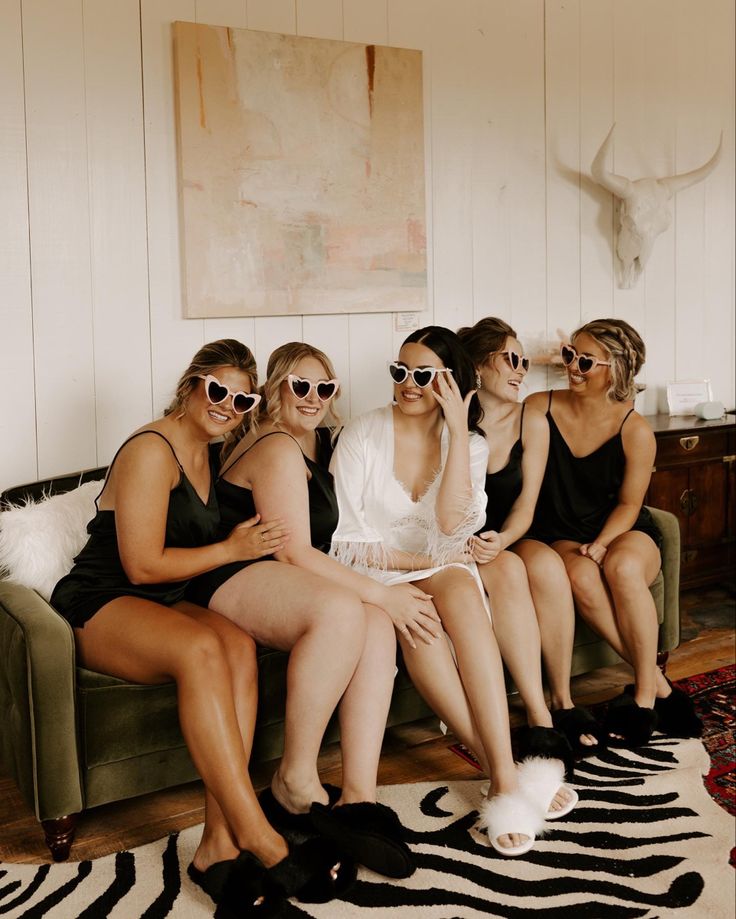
[{"xmin": 591, "ymin": 125, "xmax": 722, "ymax": 288}]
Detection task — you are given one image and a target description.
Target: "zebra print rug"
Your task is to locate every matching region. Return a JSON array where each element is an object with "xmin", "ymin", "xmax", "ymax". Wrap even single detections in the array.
[{"xmin": 1, "ymin": 738, "xmax": 732, "ymax": 918}]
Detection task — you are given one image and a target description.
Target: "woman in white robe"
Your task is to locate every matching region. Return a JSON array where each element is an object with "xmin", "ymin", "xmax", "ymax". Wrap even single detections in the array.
[{"xmin": 330, "ymin": 326, "xmax": 577, "ymax": 857}]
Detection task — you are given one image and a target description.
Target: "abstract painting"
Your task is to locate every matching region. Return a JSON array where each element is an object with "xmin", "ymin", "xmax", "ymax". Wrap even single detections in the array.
[{"xmin": 173, "ymin": 22, "xmax": 426, "ymax": 317}]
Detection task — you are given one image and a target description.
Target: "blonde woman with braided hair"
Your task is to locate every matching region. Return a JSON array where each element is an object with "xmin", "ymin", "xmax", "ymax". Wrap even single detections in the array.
[{"xmin": 526, "ymin": 319, "xmax": 702, "ymax": 747}]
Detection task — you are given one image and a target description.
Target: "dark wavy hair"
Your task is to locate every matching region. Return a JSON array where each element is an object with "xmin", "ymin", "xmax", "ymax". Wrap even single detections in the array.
[{"xmin": 401, "ymin": 325, "xmax": 483, "ymax": 435}]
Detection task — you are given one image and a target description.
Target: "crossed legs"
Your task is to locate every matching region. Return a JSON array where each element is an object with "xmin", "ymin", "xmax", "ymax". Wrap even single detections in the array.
[{"xmin": 74, "ymin": 598, "xmax": 287, "ymax": 872}]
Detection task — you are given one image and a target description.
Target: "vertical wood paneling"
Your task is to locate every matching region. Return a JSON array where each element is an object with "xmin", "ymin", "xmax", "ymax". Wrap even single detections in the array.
[
  {"xmin": 387, "ymin": 0, "xmax": 434, "ymax": 359},
  {"xmin": 545, "ymin": 0, "xmax": 581, "ymax": 345},
  {"xmin": 141, "ymin": 0, "xmax": 203, "ymax": 415},
  {"xmin": 1, "ymin": 0, "xmax": 734, "ymax": 489},
  {"xmin": 425, "ymin": 0, "xmax": 474, "ymax": 334},
  {"xmin": 24, "ymin": 0, "xmax": 96, "ymax": 478},
  {"xmin": 84, "ymin": 0, "xmax": 153, "ymax": 462},
  {"xmin": 343, "ymin": 0, "xmax": 393, "ymax": 417},
  {"xmin": 701, "ymin": 0, "xmax": 735, "ymax": 410},
  {"xmin": 0, "ymin": 0, "xmax": 36, "ymax": 490}
]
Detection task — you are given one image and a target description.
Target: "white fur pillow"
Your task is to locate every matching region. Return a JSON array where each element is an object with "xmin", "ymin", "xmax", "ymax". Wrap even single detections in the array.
[{"xmin": 0, "ymin": 480, "xmax": 101, "ymax": 601}]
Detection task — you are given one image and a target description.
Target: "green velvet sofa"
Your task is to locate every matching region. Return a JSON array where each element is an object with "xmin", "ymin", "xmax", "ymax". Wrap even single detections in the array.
[{"xmin": 0, "ymin": 469, "xmax": 680, "ymax": 861}]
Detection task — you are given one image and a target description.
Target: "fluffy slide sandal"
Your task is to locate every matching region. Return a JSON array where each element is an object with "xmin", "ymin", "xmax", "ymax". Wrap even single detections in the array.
[
  {"xmin": 189, "ymin": 851, "xmax": 284, "ymax": 919},
  {"xmin": 624, "ymin": 681, "xmax": 703, "ymax": 738},
  {"xmin": 258, "ymin": 783, "xmax": 341, "ymax": 836},
  {"xmin": 604, "ymin": 692, "xmax": 659, "ymax": 747},
  {"xmin": 552, "ymin": 705, "xmax": 605, "ymax": 754},
  {"xmin": 477, "ymin": 790, "xmax": 546, "ymax": 857},
  {"xmin": 517, "ymin": 755, "xmax": 578, "ymax": 821},
  {"xmin": 517, "ymin": 725, "xmax": 575, "ymax": 781},
  {"xmin": 310, "ymin": 800, "xmax": 416, "ymax": 878},
  {"xmin": 267, "ymin": 837, "xmax": 357, "ymax": 904}
]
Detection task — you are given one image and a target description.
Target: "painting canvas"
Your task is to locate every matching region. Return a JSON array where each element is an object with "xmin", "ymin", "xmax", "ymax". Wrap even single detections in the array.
[{"xmin": 173, "ymin": 21, "xmax": 426, "ymax": 318}]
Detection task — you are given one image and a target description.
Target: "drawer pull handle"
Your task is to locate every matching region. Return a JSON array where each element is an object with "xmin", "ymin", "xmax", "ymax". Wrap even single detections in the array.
[
  {"xmin": 679, "ymin": 435, "xmax": 699, "ymax": 451},
  {"xmin": 679, "ymin": 489, "xmax": 692, "ymax": 515}
]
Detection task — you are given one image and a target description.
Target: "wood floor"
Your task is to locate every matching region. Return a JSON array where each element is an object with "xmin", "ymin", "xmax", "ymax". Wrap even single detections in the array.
[{"xmin": 1, "ymin": 586, "xmax": 733, "ymax": 865}]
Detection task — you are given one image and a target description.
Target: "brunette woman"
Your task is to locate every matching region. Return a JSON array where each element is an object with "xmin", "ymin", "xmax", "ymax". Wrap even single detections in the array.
[
  {"xmin": 50, "ymin": 340, "xmax": 345, "ymax": 917},
  {"xmin": 457, "ymin": 318, "xmax": 600, "ymax": 759},
  {"xmin": 526, "ymin": 319, "xmax": 702, "ymax": 746},
  {"xmin": 187, "ymin": 342, "xmax": 433, "ymax": 879},
  {"xmin": 330, "ymin": 326, "xmax": 577, "ymax": 858}
]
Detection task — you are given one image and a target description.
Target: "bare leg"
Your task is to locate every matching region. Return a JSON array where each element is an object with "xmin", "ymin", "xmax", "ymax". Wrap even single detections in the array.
[
  {"xmin": 556, "ymin": 537, "xmax": 669, "ymax": 708},
  {"xmin": 337, "ymin": 604, "xmax": 396, "ymax": 804},
  {"xmin": 476, "ymin": 551, "xmax": 551, "ymax": 728},
  {"xmin": 75, "ymin": 599, "xmax": 288, "ymax": 868},
  {"xmin": 209, "ymin": 561, "xmax": 366, "ymax": 812},
  {"xmin": 514, "ymin": 539, "xmax": 597, "ymax": 748}
]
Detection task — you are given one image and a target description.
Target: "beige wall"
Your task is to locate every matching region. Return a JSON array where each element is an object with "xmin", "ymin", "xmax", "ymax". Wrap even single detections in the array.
[{"xmin": 1, "ymin": 0, "xmax": 734, "ymax": 490}]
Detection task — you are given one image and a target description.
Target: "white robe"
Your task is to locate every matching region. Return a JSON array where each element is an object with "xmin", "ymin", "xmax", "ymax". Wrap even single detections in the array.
[{"xmin": 329, "ymin": 405, "xmax": 490, "ymax": 603}]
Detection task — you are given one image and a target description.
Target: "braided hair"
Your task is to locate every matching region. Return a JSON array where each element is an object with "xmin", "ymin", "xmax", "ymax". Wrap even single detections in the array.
[{"xmin": 572, "ymin": 319, "xmax": 646, "ymax": 402}]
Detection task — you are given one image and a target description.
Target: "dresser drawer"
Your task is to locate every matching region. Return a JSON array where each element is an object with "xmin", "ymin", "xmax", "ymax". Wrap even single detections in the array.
[{"xmin": 654, "ymin": 429, "xmax": 731, "ymax": 467}]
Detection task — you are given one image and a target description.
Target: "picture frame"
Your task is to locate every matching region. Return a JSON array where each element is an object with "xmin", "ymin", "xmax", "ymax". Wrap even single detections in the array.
[{"xmin": 666, "ymin": 379, "xmax": 713, "ymax": 416}]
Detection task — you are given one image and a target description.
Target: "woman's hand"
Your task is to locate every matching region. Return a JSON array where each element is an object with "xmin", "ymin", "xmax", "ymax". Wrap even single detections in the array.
[
  {"xmin": 224, "ymin": 514, "xmax": 289, "ymax": 562},
  {"xmin": 380, "ymin": 583, "xmax": 442, "ymax": 649},
  {"xmin": 431, "ymin": 370, "xmax": 475, "ymax": 437},
  {"xmin": 470, "ymin": 531, "xmax": 503, "ymax": 564},
  {"xmin": 580, "ymin": 541, "xmax": 607, "ymax": 567}
]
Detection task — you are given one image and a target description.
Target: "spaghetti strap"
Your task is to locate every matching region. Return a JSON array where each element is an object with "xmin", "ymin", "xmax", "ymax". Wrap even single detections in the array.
[
  {"xmin": 95, "ymin": 430, "xmax": 184, "ymax": 506},
  {"xmin": 619, "ymin": 408, "xmax": 635, "ymax": 432},
  {"xmin": 219, "ymin": 430, "xmax": 301, "ymax": 479},
  {"xmin": 547, "ymin": 390, "xmax": 554, "ymax": 413},
  {"xmin": 519, "ymin": 402, "xmax": 527, "ymax": 438}
]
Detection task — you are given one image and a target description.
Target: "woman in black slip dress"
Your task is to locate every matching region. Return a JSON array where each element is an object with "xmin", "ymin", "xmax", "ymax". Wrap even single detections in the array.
[
  {"xmin": 49, "ymin": 340, "xmax": 347, "ymax": 917},
  {"xmin": 187, "ymin": 342, "xmax": 436, "ymax": 881},
  {"xmin": 526, "ymin": 319, "xmax": 702, "ymax": 747},
  {"xmin": 458, "ymin": 318, "xmax": 601, "ymax": 769}
]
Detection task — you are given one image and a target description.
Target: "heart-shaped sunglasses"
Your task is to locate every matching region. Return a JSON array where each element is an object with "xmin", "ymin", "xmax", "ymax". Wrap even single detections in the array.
[
  {"xmin": 494, "ymin": 350, "xmax": 530, "ymax": 373},
  {"xmin": 389, "ymin": 363, "xmax": 453, "ymax": 388},
  {"xmin": 198, "ymin": 374, "xmax": 261, "ymax": 414},
  {"xmin": 287, "ymin": 374, "xmax": 339, "ymax": 402},
  {"xmin": 560, "ymin": 344, "xmax": 611, "ymax": 375}
]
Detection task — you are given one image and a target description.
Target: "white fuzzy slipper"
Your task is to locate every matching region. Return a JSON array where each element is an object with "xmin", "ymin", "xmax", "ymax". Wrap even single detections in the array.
[
  {"xmin": 477, "ymin": 791, "xmax": 546, "ymax": 857},
  {"xmin": 517, "ymin": 756, "xmax": 578, "ymax": 820}
]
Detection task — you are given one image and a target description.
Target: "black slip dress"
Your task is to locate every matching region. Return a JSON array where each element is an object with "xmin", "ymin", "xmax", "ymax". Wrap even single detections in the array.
[{"xmin": 480, "ymin": 404, "xmax": 526, "ymax": 533}]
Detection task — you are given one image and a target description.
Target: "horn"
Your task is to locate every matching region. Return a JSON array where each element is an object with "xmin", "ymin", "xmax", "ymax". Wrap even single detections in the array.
[
  {"xmin": 591, "ymin": 123, "xmax": 633, "ymax": 199},
  {"xmin": 659, "ymin": 133, "xmax": 723, "ymax": 196}
]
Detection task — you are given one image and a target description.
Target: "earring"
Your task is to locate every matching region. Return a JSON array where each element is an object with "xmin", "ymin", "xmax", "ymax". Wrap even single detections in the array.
[{"xmin": 475, "ymin": 372, "xmax": 482, "ymax": 390}]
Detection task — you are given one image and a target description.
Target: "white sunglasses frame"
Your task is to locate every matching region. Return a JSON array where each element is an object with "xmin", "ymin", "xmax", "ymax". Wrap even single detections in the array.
[
  {"xmin": 197, "ymin": 374, "xmax": 261, "ymax": 414},
  {"xmin": 388, "ymin": 362, "xmax": 454, "ymax": 388},
  {"xmin": 560, "ymin": 344, "xmax": 611, "ymax": 376},
  {"xmin": 286, "ymin": 373, "xmax": 340, "ymax": 402}
]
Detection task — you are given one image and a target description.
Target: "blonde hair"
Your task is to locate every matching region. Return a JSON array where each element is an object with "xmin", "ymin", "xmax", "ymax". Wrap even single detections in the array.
[
  {"xmin": 572, "ymin": 318, "xmax": 646, "ymax": 402},
  {"xmin": 164, "ymin": 339, "xmax": 259, "ymax": 449},
  {"xmin": 260, "ymin": 341, "xmax": 342, "ymax": 436}
]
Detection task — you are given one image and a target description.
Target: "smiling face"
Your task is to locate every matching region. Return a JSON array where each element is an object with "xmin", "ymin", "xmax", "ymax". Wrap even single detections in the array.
[
  {"xmin": 566, "ymin": 332, "xmax": 612, "ymax": 393},
  {"xmin": 278, "ymin": 355, "xmax": 334, "ymax": 434},
  {"xmin": 478, "ymin": 335, "xmax": 527, "ymax": 403},
  {"xmin": 190, "ymin": 364, "xmax": 257, "ymax": 436},
  {"xmin": 392, "ymin": 341, "xmax": 447, "ymax": 417}
]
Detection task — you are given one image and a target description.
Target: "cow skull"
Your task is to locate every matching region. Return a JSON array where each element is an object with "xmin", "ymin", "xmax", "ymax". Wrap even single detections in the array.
[{"xmin": 591, "ymin": 125, "xmax": 722, "ymax": 288}]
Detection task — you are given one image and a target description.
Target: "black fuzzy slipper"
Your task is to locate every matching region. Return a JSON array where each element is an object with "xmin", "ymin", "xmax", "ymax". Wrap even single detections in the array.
[
  {"xmin": 258, "ymin": 783, "xmax": 342, "ymax": 836},
  {"xmin": 187, "ymin": 858, "xmax": 238, "ymax": 903},
  {"xmin": 187, "ymin": 851, "xmax": 284, "ymax": 919},
  {"xmin": 624, "ymin": 682, "xmax": 703, "ymax": 738},
  {"xmin": 268, "ymin": 837, "xmax": 357, "ymax": 904},
  {"xmin": 603, "ymin": 693, "xmax": 659, "ymax": 747},
  {"xmin": 552, "ymin": 705, "xmax": 605, "ymax": 754},
  {"xmin": 517, "ymin": 725, "xmax": 575, "ymax": 781},
  {"xmin": 310, "ymin": 800, "xmax": 416, "ymax": 879}
]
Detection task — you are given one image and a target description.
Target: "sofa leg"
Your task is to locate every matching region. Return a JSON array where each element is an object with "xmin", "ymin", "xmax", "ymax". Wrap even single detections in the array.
[
  {"xmin": 657, "ymin": 650, "xmax": 669, "ymax": 675},
  {"xmin": 42, "ymin": 814, "xmax": 79, "ymax": 862}
]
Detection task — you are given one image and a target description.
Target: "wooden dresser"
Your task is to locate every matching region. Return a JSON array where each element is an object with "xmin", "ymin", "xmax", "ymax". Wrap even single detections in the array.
[{"xmin": 645, "ymin": 413, "xmax": 735, "ymax": 589}]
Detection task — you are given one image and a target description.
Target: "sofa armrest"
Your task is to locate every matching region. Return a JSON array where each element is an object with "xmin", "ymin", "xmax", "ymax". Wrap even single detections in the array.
[
  {"xmin": 646, "ymin": 506, "xmax": 681, "ymax": 652},
  {"xmin": 0, "ymin": 579, "xmax": 83, "ymax": 820}
]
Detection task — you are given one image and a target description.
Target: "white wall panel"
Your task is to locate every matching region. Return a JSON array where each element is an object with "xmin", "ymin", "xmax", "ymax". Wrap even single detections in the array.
[
  {"xmin": 1, "ymin": 0, "xmax": 734, "ymax": 489},
  {"xmin": 0, "ymin": 0, "xmax": 36, "ymax": 491},
  {"xmin": 23, "ymin": 0, "xmax": 96, "ymax": 479},
  {"xmin": 84, "ymin": 0, "xmax": 153, "ymax": 463}
]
